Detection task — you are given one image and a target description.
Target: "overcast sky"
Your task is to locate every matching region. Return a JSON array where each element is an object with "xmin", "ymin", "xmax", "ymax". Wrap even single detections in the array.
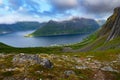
[{"xmin": 0, "ymin": 0, "xmax": 120, "ymax": 24}]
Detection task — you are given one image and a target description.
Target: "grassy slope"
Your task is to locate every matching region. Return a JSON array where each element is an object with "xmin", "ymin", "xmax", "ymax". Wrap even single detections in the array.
[
  {"xmin": 67, "ymin": 31, "xmax": 120, "ymax": 52},
  {"xmin": 0, "ymin": 43, "xmax": 12, "ymax": 48},
  {"xmin": 66, "ymin": 32, "xmax": 98, "ymax": 49},
  {"xmin": 0, "ymin": 43, "xmax": 62, "ymax": 54}
]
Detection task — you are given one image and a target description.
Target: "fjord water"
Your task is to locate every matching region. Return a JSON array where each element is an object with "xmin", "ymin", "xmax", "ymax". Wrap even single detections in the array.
[{"xmin": 0, "ymin": 30, "xmax": 88, "ymax": 48}]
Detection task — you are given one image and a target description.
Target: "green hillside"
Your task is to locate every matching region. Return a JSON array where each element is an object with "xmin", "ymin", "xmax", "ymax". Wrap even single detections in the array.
[
  {"xmin": 0, "ymin": 42, "xmax": 11, "ymax": 48},
  {"xmin": 29, "ymin": 18, "xmax": 99, "ymax": 37}
]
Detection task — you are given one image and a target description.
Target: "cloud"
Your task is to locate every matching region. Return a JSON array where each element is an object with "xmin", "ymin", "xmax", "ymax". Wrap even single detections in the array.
[
  {"xmin": 0, "ymin": 0, "xmax": 120, "ymax": 24},
  {"xmin": 50, "ymin": 0, "xmax": 78, "ymax": 11},
  {"xmin": 8, "ymin": 0, "xmax": 24, "ymax": 9},
  {"xmin": 0, "ymin": 13, "xmax": 43, "ymax": 24},
  {"xmin": 80, "ymin": 0, "xmax": 120, "ymax": 14},
  {"xmin": 47, "ymin": 0, "xmax": 120, "ymax": 18},
  {"xmin": 8, "ymin": 0, "xmax": 42, "ymax": 14},
  {"xmin": 0, "ymin": 0, "xmax": 2, "ymax": 4}
]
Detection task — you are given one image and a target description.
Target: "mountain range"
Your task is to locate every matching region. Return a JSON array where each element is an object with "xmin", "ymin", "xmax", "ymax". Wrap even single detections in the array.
[
  {"xmin": 0, "ymin": 22, "xmax": 44, "ymax": 34},
  {"xmin": 28, "ymin": 18, "xmax": 100, "ymax": 37}
]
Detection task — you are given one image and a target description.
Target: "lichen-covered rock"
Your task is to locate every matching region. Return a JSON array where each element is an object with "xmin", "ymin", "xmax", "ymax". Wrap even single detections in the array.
[
  {"xmin": 40, "ymin": 58, "xmax": 53, "ymax": 68},
  {"xmin": 101, "ymin": 66, "xmax": 118, "ymax": 72},
  {"xmin": 12, "ymin": 53, "xmax": 53, "ymax": 68},
  {"xmin": 12, "ymin": 53, "xmax": 41, "ymax": 65}
]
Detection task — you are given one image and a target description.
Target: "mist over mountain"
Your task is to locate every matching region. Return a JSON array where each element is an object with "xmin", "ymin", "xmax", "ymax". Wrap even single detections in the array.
[{"xmin": 96, "ymin": 20, "xmax": 106, "ymax": 26}]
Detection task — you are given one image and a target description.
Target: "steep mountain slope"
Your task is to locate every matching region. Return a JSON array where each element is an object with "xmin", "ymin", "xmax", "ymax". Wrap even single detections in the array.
[
  {"xmin": 98, "ymin": 7, "xmax": 120, "ymax": 41},
  {"xmin": 29, "ymin": 18, "xmax": 99, "ymax": 37},
  {"xmin": 74, "ymin": 7, "xmax": 120, "ymax": 52},
  {"xmin": 106, "ymin": 7, "xmax": 120, "ymax": 41},
  {"xmin": 0, "ymin": 22, "xmax": 44, "ymax": 34}
]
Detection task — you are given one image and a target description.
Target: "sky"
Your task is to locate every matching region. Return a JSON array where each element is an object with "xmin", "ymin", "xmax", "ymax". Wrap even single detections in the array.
[{"xmin": 0, "ymin": 0, "xmax": 120, "ymax": 24}]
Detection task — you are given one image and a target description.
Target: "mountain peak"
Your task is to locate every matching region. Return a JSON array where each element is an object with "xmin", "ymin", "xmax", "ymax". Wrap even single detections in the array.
[
  {"xmin": 48, "ymin": 20, "xmax": 57, "ymax": 24},
  {"xmin": 71, "ymin": 17, "xmax": 80, "ymax": 21},
  {"xmin": 114, "ymin": 7, "xmax": 120, "ymax": 14}
]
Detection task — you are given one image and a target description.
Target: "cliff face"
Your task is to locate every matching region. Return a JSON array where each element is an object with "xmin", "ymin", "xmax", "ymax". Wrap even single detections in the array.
[
  {"xmin": 99, "ymin": 7, "xmax": 120, "ymax": 41},
  {"xmin": 107, "ymin": 7, "xmax": 120, "ymax": 41}
]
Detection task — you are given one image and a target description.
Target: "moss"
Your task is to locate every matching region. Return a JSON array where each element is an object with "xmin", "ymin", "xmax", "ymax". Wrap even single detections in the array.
[{"xmin": 1, "ymin": 71, "xmax": 14, "ymax": 77}]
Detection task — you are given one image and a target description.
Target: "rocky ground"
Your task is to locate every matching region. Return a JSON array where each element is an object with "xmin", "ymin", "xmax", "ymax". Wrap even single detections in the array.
[{"xmin": 0, "ymin": 53, "xmax": 120, "ymax": 80}]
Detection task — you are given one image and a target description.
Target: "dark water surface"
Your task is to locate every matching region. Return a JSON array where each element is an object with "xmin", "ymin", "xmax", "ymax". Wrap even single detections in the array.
[{"xmin": 0, "ymin": 31, "xmax": 88, "ymax": 48}]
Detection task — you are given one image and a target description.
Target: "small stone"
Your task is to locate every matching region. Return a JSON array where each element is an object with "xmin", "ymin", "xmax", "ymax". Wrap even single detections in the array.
[
  {"xmin": 101, "ymin": 66, "xmax": 118, "ymax": 72},
  {"xmin": 35, "ymin": 71, "xmax": 43, "ymax": 74},
  {"xmin": 64, "ymin": 70, "xmax": 75, "ymax": 77},
  {"xmin": 75, "ymin": 65, "xmax": 88, "ymax": 70}
]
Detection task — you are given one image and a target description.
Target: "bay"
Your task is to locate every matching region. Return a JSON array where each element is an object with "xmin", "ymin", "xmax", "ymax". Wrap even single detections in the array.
[{"xmin": 0, "ymin": 30, "xmax": 88, "ymax": 48}]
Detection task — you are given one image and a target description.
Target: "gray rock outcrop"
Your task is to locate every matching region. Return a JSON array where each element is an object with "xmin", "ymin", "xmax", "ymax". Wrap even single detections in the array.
[{"xmin": 12, "ymin": 53, "xmax": 53, "ymax": 68}]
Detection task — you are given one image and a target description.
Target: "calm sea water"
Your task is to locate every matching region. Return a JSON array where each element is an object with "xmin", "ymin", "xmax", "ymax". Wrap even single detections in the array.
[{"xmin": 0, "ymin": 31, "xmax": 88, "ymax": 48}]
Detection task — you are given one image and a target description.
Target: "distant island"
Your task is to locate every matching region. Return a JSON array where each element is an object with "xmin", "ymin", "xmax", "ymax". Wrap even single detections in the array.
[{"xmin": 27, "ymin": 18, "xmax": 100, "ymax": 37}]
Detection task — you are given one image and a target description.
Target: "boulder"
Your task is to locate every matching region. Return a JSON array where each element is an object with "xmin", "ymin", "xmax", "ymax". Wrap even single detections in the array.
[
  {"xmin": 12, "ymin": 54, "xmax": 53, "ymax": 68},
  {"xmin": 40, "ymin": 58, "xmax": 53, "ymax": 68}
]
